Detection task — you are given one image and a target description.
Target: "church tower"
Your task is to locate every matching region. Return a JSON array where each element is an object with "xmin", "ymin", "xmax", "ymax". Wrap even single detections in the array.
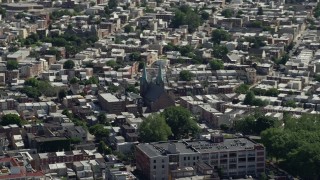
[
  {"xmin": 155, "ymin": 65, "xmax": 164, "ymax": 87},
  {"xmin": 140, "ymin": 65, "xmax": 149, "ymax": 97}
]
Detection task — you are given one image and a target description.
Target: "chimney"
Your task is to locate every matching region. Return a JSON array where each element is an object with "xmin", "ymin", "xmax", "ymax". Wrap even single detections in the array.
[{"xmin": 210, "ymin": 133, "xmax": 224, "ymax": 143}]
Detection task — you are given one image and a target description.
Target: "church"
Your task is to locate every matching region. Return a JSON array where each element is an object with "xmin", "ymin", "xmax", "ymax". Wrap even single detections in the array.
[{"xmin": 140, "ymin": 65, "xmax": 175, "ymax": 112}]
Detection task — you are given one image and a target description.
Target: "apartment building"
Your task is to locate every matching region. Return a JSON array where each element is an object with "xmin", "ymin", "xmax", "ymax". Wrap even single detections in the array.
[
  {"xmin": 136, "ymin": 134, "xmax": 265, "ymax": 180},
  {"xmin": 98, "ymin": 93, "xmax": 125, "ymax": 115},
  {"xmin": 31, "ymin": 150, "xmax": 96, "ymax": 170}
]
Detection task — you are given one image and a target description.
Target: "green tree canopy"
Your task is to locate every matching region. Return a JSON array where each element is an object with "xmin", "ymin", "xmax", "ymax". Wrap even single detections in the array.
[
  {"xmin": 124, "ymin": 25, "xmax": 134, "ymax": 33},
  {"xmin": 139, "ymin": 113, "xmax": 172, "ymax": 142},
  {"xmin": 23, "ymin": 78, "xmax": 57, "ymax": 98},
  {"xmin": 211, "ymin": 29, "xmax": 231, "ymax": 44},
  {"xmin": 97, "ymin": 113, "xmax": 108, "ymax": 125},
  {"xmin": 171, "ymin": 5, "xmax": 201, "ymax": 33},
  {"xmin": 179, "ymin": 70, "xmax": 194, "ymax": 81},
  {"xmin": 89, "ymin": 124, "xmax": 110, "ymax": 140},
  {"xmin": 126, "ymin": 84, "xmax": 139, "ymax": 94},
  {"xmin": 97, "ymin": 141, "xmax": 112, "ymax": 154},
  {"xmin": 209, "ymin": 59, "xmax": 224, "ymax": 70},
  {"xmin": 221, "ymin": 9, "xmax": 233, "ymax": 18},
  {"xmin": 162, "ymin": 106, "xmax": 199, "ymax": 139},
  {"xmin": 234, "ymin": 114, "xmax": 279, "ymax": 135},
  {"xmin": 108, "ymin": 0, "xmax": 118, "ymax": 10},
  {"xmin": 58, "ymin": 89, "xmax": 67, "ymax": 100},
  {"xmin": 63, "ymin": 60, "xmax": 75, "ymax": 69},
  {"xmin": 0, "ymin": 114, "xmax": 23, "ymax": 126},
  {"xmin": 129, "ymin": 52, "xmax": 141, "ymax": 61},
  {"xmin": 212, "ymin": 45, "xmax": 229, "ymax": 59},
  {"xmin": 283, "ymin": 100, "xmax": 297, "ymax": 108},
  {"xmin": 235, "ymin": 84, "xmax": 250, "ymax": 94},
  {"xmin": 200, "ymin": 11, "xmax": 210, "ymax": 20},
  {"xmin": 0, "ymin": 8, "xmax": 6, "ymax": 18},
  {"xmin": 261, "ymin": 114, "xmax": 320, "ymax": 179},
  {"xmin": 244, "ymin": 91, "xmax": 255, "ymax": 105},
  {"xmin": 7, "ymin": 60, "xmax": 19, "ymax": 70},
  {"xmin": 106, "ymin": 60, "xmax": 117, "ymax": 68}
]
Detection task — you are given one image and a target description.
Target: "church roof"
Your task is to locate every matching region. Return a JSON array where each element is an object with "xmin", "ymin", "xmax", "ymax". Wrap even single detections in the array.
[{"xmin": 144, "ymin": 84, "xmax": 165, "ymax": 102}]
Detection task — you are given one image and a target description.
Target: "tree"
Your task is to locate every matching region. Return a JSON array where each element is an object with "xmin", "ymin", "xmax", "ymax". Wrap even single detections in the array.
[
  {"xmin": 21, "ymin": 87, "xmax": 41, "ymax": 99},
  {"xmin": 8, "ymin": 46, "xmax": 19, "ymax": 53},
  {"xmin": 89, "ymin": 124, "xmax": 110, "ymax": 140},
  {"xmin": 90, "ymin": 1, "xmax": 96, "ymax": 6},
  {"xmin": 265, "ymin": 88, "xmax": 279, "ymax": 97},
  {"xmin": 126, "ymin": 85, "xmax": 139, "ymax": 94},
  {"xmin": 314, "ymin": 2, "xmax": 320, "ymax": 18},
  {"xmin": 24, "ymin": 78, "xmax": 39, "ymax": 87},
  {"xmin": 235, "ymin": 84, "xmax": 250, "ymax": 94},
  {"xmin": 255, "ymin": 116, "xmax": 278, "ymax": 134},
  {"xmin": 0, "ymin": 8, "xmax": 6, "ymax": 18},
  {"xmin": 139, "ymin": 114, "xmax": 172, "ymax": 142},
  {"xmin": 108, "ymin": 84, "xmax": 119, "ymax": 93},
  {"xmin": 171, "ymin": 5, "xmax": 201, "ymax": 33},
  {"xmin": 104, "ymin": 5, "xmax": 111, "ymax": 16},
  {"xmin": 58, "ymin": 89, "xmax": 67, "ymax": 100},
  {"xmin": 70, "ymin": 137, "xmax": 81, "ymax": 144},
  {"xmin": 62, "ymin": 109, "xmax": 73, "ymax": 119},
  {"xmin": 248, "ymin": 21, "xmax": 263, "ymax": 28},
  {"xmin": 221, "ymin": 9, "xmax": 233, "ymax": 18},
  {"xmin": 211, "ymin": 29, "xmax": 231, "ymax": 44},
  {"xmin": 15, "ymin": 12, "xmax": 25, "ymax": 19},
  {"xmin": 108, "ymin": 0, "xmax": 118, "ymax": 10},
  {"xmin": 260, "ymin": 114, "xmax": 320, "ymax": 179},
  {"xmin": 244, "ymin": 91, "xmax": 255, "ymax": 105},
  {"xmin": 162, "ymin": 106, "xmax": 199, "ymax": 139},
  {"xmin": 106, "ymin": 60, "xmax": 117, "ymax": 68},
  {"xmin": 209, "ymin": 59, "xmax": 224, "ymax": 70},
  {"xmin": 235, "ymin": 114, "xmax": 278, "ymax": 135},
  {"xmin": 129, "ymin": 52, "xmax": 141, "ymax": 61},
  {"xmin": 220, "ymin": 124, "xmax": 229, "ymax": 131},
  {"xmin": 315, "ymin": 74, "xmax": 320, "ymax": 82},
  {"xmin": 179, "ymin": 45, "xmax": 193, "ymax": 56},
  {"xmin": 70, "ymin": 77, "xmax": 79, "ymax": 84},
  {"xmin": 97, "ymin": 113, "xmax": 108, "ymax": 125},
  {"xmin": 257, "ymin": 7, "xmax": 264, "ymax": 15},
  {"xmin": 201, "ymin": 11, "xmax": 210, "ymax": 20},
  {"xmin": 97, "ymin": 141, "xmax": 112, "ymax": 154},
  {"xmin": 179, "ymin": 70, "xmax": 194, "ymax": 81},
  {"xmin": 234, "ymin": 115, "xmax": 256, "ymax": 135},
  {"xmin": 1, "ymin": 114, "xmax": 22, "ymax": 126},
  {"xmin": 84, "ymin": 76, "xmax": 99, "ymax": 85},
  {"xmin": 63, "ymin": 60, "xmax": 75, "ymax": 69},
  {"xmin": 124, "ymin": 25, "xmax": 134, "ymax": 33},
  {"xmin": 212, "ymin": 45, "xmax": 228, "ymax": 59},
  {"xmin": 284, "ymin": 100, "xmax": 297, "ymax": 108},
  {"xmin": 6, "ymin": 60, "xmax": 19, "ymax": 70}
]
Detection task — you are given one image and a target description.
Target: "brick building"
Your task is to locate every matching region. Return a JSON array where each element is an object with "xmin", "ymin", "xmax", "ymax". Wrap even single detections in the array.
[{"xmin": 136, "ymin": 134, "xmax": 265, "ymax": 180}]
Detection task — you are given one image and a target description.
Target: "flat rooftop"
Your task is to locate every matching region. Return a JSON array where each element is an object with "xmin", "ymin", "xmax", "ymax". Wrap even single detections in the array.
[
  {"xmin": 137, "ymin": 138, "xmax": 259, "ymax": 157},
  {"xmin": 99, "ymin": 93, "xmax": 120, "ymax": 102}
]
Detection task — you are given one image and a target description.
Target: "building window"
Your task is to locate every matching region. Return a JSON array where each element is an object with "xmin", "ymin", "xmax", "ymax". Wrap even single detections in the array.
[
  {"xmin": 162, "ymin": 159, "xmax": 165, "ymax": 163},
  {"xmin": 154, "ymin": 160, "xmax": 156, "ymax": 163},
  {"xmin": 193, "ymin": 157, "xmax": 195, "ymax": 160},
  {"xmin": 154, "ymin": 165, "xmax": 156, "ymax": 169},
  {"xmin": 188, "ymin": 157, "xmax": 190, "ymax": 160},
  {"xmin": 184, "ymin": 157, "xmax": 186, "ymax": 160},
  {"xmin": 162, "ymin": 165, "xmax": 164, "ymax": 168}
]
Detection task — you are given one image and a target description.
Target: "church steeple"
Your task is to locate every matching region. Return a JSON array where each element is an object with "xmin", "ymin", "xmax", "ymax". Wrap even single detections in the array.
[
  {"xmin": 142, "ymin": 64, "xmax": 148, "ymax": 82},
  {"xmin": 156, "ymin": 65, "xmax": 164, "ymax": 86},
  {"xmin": 140, "ymin": 64, "xmax": 148, "ymax": 96}
]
